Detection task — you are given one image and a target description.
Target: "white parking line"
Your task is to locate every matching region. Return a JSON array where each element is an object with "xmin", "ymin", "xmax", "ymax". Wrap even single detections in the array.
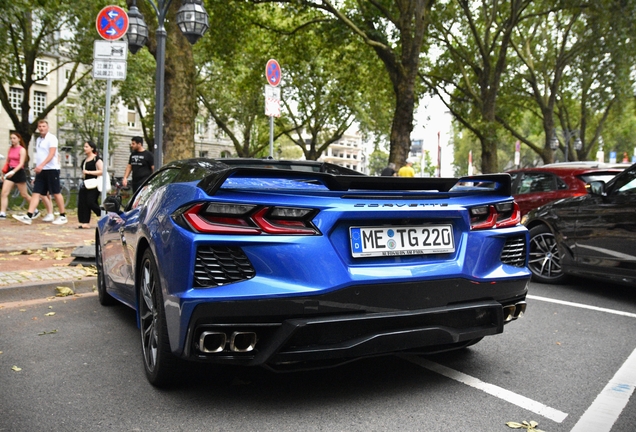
[
  {"xmin": 570, "ymin": 348, "xmax": 636, "ymax": 432},
  {"xmin": 527, "ymin": 295, "xmax": 636, "ymax": 319},
  {"xmin": 401, "ymin": 355, "xmax": 569, "ymax": 423}
]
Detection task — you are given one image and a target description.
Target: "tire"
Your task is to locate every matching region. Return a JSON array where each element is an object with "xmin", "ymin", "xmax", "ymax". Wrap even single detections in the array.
[
  {"xmin": 96, "ymin": 239, "xmax": 117, "ymax": 306},
  {"xmin": 139, "ymin": 249, "xmax": 178, "ymax": 387},
  {"xmin": 528, "ymin": 225, "xmax": 567, "ymax": 284}
]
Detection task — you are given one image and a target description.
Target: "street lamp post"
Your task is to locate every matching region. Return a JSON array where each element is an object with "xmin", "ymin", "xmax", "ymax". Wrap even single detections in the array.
[
  {"xmin": 551, "ymin": 129, "xmax": 582, "ymax": 162},
  {"xmin": 125, "ymin": 0, "xmax": 209, "ymax": 169}
]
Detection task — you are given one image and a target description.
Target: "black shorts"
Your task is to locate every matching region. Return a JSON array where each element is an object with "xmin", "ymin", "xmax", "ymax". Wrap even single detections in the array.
[
  {"xmin": 6, "ymin": 168, "xmax": 27, "ymax": 184},
  {"xmin": 33, "ymin": 169, "xmax": 61, "ymax": 195}
]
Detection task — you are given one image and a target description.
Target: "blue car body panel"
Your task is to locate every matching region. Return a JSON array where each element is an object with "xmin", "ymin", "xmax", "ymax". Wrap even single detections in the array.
[{"xmin": 98, "ymin": 159, "xmax": 530, "ymax": 369}]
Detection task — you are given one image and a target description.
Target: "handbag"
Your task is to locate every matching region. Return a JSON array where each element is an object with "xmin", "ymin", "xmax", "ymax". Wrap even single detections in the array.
[
  {"xmin": 2, "ymin": 162, "xmax": 8, "ymax": 174},
  {"xmin": 97, "ymin": 170, "xmax": 111, "ymax": 193},
  {"xmin": 83, "ymin": 178, "xmax": 99, "ymax": 189}
]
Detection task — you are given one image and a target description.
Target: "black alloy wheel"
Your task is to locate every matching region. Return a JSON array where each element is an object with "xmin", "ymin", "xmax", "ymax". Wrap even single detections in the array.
[
  {"xmin": 139, "ymin": 249, "xmax": 178, "ymax": 387},
  {"xmin": 528, "ymin": 225, "xmax": 567, "ymax": 284}
]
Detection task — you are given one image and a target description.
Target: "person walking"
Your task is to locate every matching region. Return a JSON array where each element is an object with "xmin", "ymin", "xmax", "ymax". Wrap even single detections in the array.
[
  {"xmin": 397, "ymin": 158, "xmax": 416, "ymax": 177},
  {"xmin": 380, "ymin": 162, "xmax": 396, "ymax": 176},
  {"xmin": 122, "ymin": 136, "xmax": 154, "ymax": 193},
  {"xmin": 77, "ymin": 141, "xmax": 102, "ymax": 229},
  {"xmin": 13, "ymin": 120, "xmax": 68, "ymax": 225},
  {"xmin": 1, "ymin": 132, "xmax": 36, "ymax": 219}
]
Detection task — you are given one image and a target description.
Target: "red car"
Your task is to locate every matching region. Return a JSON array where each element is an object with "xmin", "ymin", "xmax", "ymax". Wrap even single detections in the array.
[{"xmin": 507, "ymin": 163, "xmax": 625, "ymax": 216}]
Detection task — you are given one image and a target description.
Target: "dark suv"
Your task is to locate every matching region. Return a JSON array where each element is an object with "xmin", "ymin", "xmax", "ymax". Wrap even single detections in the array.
[{"xmin": 507, "ymin": 163, "xmax": 625, "ymax": 216}]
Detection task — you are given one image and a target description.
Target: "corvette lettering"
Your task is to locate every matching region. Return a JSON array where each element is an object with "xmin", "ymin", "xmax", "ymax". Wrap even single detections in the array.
[{"xmin": 354, "ymin": 203, "xmax": 448, "ymax": 208}]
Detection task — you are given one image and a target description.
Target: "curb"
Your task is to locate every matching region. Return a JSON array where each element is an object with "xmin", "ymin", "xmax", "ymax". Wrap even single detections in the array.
[{"xmin": 0, "ymin": 277, "xmax": 97, "ymax": 303}]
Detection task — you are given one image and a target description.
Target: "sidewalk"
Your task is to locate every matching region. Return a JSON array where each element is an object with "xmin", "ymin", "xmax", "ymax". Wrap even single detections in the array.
[{"xmin": 0, "ymin": 211, "xmax": 98, "ymax": 303}]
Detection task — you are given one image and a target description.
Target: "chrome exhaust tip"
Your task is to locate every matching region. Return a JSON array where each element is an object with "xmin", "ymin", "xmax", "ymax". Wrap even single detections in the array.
[
  {"xmin": 230, "ymin": 331, "xmax": 258, "ymax": 352},
  {"xmin": 503, "ymin": 305, "xmax": 516, "ymax": 323},
  {"xmin": 199, "ymin": 331, "xmax": 227, "ymax": 353},
  {"xmin": 514, "ymin": 301, "xmax": 527, "ymax": 319}
]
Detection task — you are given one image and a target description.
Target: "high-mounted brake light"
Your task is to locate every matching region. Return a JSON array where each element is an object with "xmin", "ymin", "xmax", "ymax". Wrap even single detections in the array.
[
  {"xmin": 174, "ymin": 202, "xmax": 320, "ymax": 235},
  {"xmin": 470, "ymin": 202, "xmax": 520, "ymax": 230}
]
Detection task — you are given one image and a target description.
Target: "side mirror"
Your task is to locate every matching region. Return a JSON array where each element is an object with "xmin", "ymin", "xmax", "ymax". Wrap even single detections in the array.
[
  {"xmin": 103, "ymin": 195, "xmax": 122, "ymax": 214},
  {"xmin": 587, "ymin": 181, "xmax": 605, "ymax": 196}
]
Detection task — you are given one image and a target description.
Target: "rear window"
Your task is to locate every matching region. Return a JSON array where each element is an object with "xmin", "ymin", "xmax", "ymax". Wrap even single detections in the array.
[{"xmin": 578, "ymin": 173, "xmax": 619, "ymax": 184}]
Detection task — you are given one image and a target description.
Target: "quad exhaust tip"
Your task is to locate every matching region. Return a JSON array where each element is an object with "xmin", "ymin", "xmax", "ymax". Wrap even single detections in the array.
[
  {"xmin": 503, "ymin": 301, "xmax": 527, "ymax": 323},
  {"xmin": 198, "ymin": 331, "xmax": 258, "ymax": 353}
]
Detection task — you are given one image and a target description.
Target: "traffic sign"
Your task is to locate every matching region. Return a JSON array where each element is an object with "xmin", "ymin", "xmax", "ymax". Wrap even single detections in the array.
[
  {"xmin": 265, "ymin": 98, "xmax": 281, "ymax": 117},
  {"xmin": 94, "ymin": 40, "xmax": 128, "ymax": 61},
  {"xmin": 265, "ymin": 59, "xmax": 281, "ymax": 87},
  {"xmin": 96, "ymin": 5, "xmax": 129, "ymax": 41},
  {"xmin": 93, "ymin": 60, "xmax": 127, "ymax": 81}
]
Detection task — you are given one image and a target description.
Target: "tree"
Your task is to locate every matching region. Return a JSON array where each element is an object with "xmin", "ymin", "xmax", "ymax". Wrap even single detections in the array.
[
  {"xmin": 253, "ymin": 0, "xmax": 434, "ymax": 168},
  {"xmin": 126, "ymin": 0, "xmax": 199, "ymax": 164},
  {"xmin": 497, "ymin": 0, "xmax": 636, "ymax": 164},
  {"xmin": 117, "ymin": 48, "xmax": 156, "ymax": 148},
  {"xmin": 0, "ymin": 0, "xmax": 108, "ymax": 145},
  {"xmin": 425, "ymin": 0, "xmax": 533, "ymax": 173},
  {"xmin": 59, "ymin": 78, "xmax": 119, "ymax": 158},
  {"xmin": 196, "ymin": 1, "xmax": 274, "ymax": 158}
]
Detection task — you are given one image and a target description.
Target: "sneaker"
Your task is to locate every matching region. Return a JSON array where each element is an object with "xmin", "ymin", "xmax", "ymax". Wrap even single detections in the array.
[
  {"xmin": 42, "ymin": 213, "xmax": 55, "ymax": 222},
  {"xmin": 32, "ymin": 209, "xmax": 40, "ymax": 219},
  {"xmin": 12, "ymin": 214, "xmax": 32, "ymax": 225},
  {"xmin": 0, "ymin": 213, "xmax": 6, "ymax": 219},
  {"xmin": 52, "ymin": 215, "xmax": 68, "ymax": 225}
]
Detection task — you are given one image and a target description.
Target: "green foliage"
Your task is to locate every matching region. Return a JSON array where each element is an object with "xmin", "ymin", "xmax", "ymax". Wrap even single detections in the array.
[
  {"xmin": 368, "ymin": 150, "xmax": 389, "ymax": 176},
  {"xmin": 59, "ymin": 79, "xmax": 118, "ymax": 157},
  {"xmin": 0, "ymin": 0, "xmax": 114, "ymax": 143}
]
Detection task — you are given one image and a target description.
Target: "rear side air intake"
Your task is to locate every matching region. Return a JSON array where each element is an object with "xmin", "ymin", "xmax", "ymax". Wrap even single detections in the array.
[
  {"xmin": 501, "ymin": 236, "xmax": 527, "ymax": 267},
  {"xmin": 194, "ymin": 246, "xmax": 255, "ymax": 287}
]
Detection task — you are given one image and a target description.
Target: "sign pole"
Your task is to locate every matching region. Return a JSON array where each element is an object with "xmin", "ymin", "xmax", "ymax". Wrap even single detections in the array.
[
  {"xmin": 101, "ymin": 78, "xmax": 112, "ymax": 216},
  {"xmin": 264, "ymin": 59, "xmax": 281, "ymax": 159}
]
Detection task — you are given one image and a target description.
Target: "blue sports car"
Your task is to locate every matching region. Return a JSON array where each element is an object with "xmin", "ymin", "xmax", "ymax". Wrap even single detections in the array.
[{"xmin": 97, "ymin": 158, "xmax": 530, "ymax": 387}]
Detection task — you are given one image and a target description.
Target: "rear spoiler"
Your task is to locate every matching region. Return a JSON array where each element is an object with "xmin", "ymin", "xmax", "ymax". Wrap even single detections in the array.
[{"xmin": 198, "ymin": 168, "xmax": 512, "ymax": 197}]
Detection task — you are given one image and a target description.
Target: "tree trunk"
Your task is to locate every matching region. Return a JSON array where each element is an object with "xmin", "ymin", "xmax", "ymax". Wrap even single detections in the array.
[{"xmin": 162, "ymin": 3, "xmax": 197, "ymax": 163}]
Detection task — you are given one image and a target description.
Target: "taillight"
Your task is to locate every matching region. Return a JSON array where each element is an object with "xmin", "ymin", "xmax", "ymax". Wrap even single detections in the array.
[
  {"xmin": 174, "ymin": 202, "xmax": 320, "ymax": 235},
  {"xmin": 470, "ymin": 202, "xmax": 520, "ymax": 230}
]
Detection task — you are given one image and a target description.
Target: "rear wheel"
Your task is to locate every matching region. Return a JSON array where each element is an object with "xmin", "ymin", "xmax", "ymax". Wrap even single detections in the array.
[
  {"xmin": 528, "ymin": 225, "xmax": 567, "ymax": 284},
  {"xmin": 139, "ymin": 249, "xmax": 178, "ymax": 387}
]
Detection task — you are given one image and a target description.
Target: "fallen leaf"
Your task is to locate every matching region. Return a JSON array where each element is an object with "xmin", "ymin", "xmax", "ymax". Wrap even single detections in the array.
[
  {"xmin": 44, "ymin": 312, "xmax": 55, "ymax": 316},
  {"xmin": 506, "ymin": 420, "xmax": 544, "ymax": 431},
  {"xmin": 55, "ymin": 287, "xmax": 74, "ymax": 297},
  {"xmin": 11, "ymin": 366, "xmax": 22, "ymax": 372},
  {"xmin": 19, "ymin": 309, "xmax": 26, "ymax": 312}
]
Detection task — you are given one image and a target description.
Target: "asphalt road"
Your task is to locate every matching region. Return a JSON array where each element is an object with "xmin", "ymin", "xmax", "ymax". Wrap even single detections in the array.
[{"xmin": 1, "ymin": 280, "xmax": 635, "ymax": 432}]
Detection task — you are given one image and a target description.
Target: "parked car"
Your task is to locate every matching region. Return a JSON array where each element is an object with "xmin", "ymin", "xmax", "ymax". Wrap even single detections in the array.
[
  {"xmin": 97, "ymin": 158, "xmax": 530, "ymax": 387},
  {"xmin": 507, "ymin": 164, "xmax": 624, "ymax": 216},
  {"xmin": 524, "ymin": 162, "xmax": 636, "ymax": 286}
]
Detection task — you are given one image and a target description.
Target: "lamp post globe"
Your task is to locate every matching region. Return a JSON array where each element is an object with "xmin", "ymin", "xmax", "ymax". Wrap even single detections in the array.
[
  {"xmin": 176, "ymin": 0, "xmax": 210, "ymax": 45},
  {"xmin": 549, "ymin": 134, "xmax": 559, "ymax": 150},
  {"xmin": 126, "ymin": 4, "xmax": 148, "ymax": 54}
]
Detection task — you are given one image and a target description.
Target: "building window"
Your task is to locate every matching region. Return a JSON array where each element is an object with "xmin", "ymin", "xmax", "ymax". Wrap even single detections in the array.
[
  {"xmin": 33, "ymin": 91, "xmax": 46, "ymax": 116},
  {"xmin": 35, "ymin": 59, "xmax": 50, "ymax": 84},
  {"xmin": 65, "ymin": 69, "xmax": 72, "ymax": 81},
  {"xmin": 127, "ymin": 106, "xmax": 136, "ymax": 128},
  {"xmin": 198, "ymin": 150, "xmax": 208, "ymax": 158},
  {"xmin": 9, "ymin": 88, "xmax": 23, "ymax": 115}
]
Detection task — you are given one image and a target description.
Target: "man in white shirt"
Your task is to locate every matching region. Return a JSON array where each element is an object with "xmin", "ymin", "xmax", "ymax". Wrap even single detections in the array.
[{"xmin": 13, "ymin": 120, "xmax": 68, "ymax": 225}]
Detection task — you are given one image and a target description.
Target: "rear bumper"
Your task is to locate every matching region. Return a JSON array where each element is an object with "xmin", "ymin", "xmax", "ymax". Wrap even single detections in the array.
[{"xmin": 182, "ymin": 277, "xmax": 528, "ymax": 368}]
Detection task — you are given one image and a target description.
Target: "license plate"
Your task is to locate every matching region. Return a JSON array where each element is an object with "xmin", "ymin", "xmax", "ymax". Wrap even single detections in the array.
[{"xmin": 350, "ymin": 225, "xmax": 455, "ymax": 257}]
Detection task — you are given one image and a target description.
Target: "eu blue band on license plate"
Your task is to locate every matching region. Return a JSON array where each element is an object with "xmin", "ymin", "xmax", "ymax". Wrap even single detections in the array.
[{"xmin": 350, "ymin": 225, "xmax": 455, "ymax": 257}]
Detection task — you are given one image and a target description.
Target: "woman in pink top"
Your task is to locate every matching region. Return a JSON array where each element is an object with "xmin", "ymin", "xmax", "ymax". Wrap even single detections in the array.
[{"xmin": 1, "ymin": 132, "xmax": 34, "ymax": 219}]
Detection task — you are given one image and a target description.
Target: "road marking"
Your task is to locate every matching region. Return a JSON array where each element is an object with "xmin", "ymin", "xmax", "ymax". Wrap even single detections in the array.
[
  {"xmin": 401, "ymin": 354, "xmax": 568, "ymax": 423},
  {"xmin": 527, "ymin": 295, "xmax": 636, "ymax": 319},
  {"xmin": 570, "ymin": 347, "xmax": 636, "ymax": 432}
]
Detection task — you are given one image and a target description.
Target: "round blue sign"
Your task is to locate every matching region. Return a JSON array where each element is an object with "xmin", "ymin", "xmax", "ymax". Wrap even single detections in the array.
[{"xmin": 266, "ymin": 59, "xmax": 281, "ymax": 87}]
